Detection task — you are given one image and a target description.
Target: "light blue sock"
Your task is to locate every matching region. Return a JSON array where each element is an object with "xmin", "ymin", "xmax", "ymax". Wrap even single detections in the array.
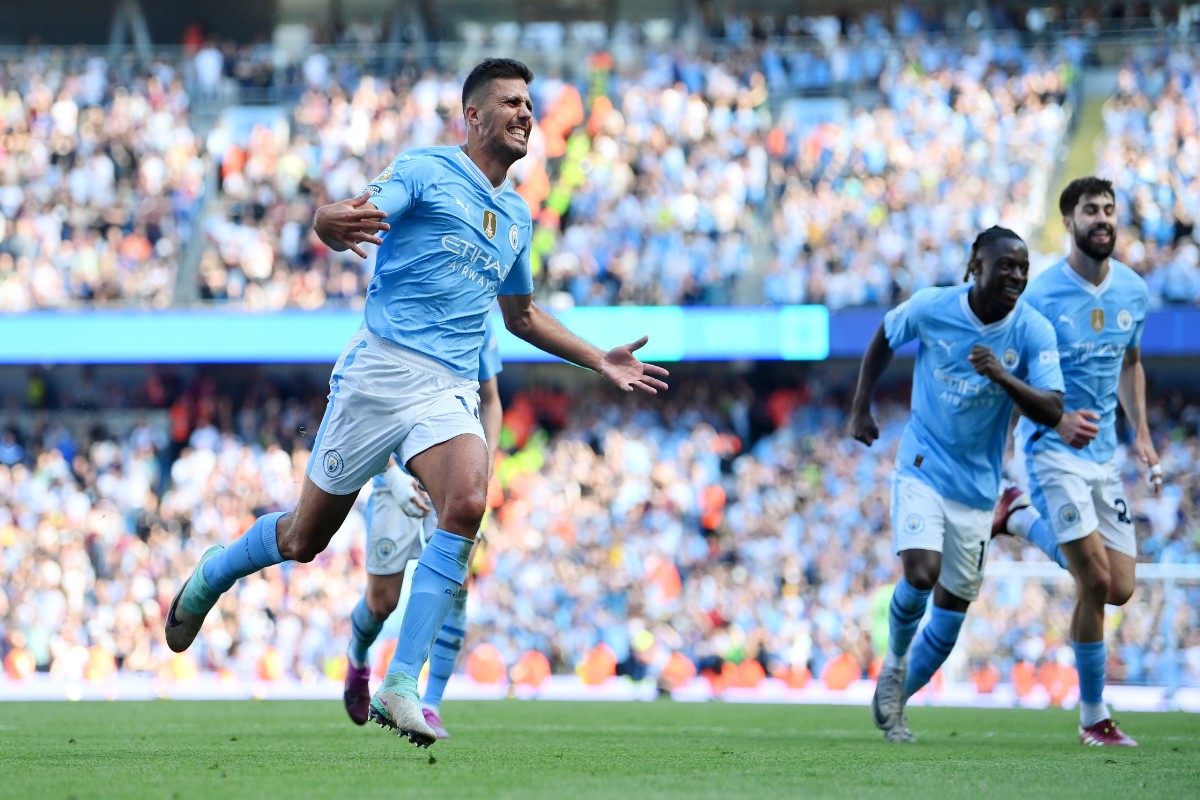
[
  {"xmin": 387, "ymin": 529, "xmax": 473, "ymax": 678},
  {"xmin": 423, "ymin": 588, "xmax": 467, "ymax": 711},
  {"xmin": 348, "ymin": 597, "xmax": 384, "ymax": 669},
  {"xmin": 1073, "ymin": 639, "xmax": 1107, "ymax": 706},
  {"xmin": 1009, "ymin": 507, "xmax": 1069, "ymax": 570},
  {"xmin": 201, "ymin": 511, "xmax": 286, "ymax": 594},
  {"xmin": 1028, "ymin": 517, "xmax": 1069, "ymax": 570},
  {"xmin": 905, "ymin": 605, "xmax": 966, "ymax": 696},
  {"xmin": 888, "ymin": 577, "xmax": 932, "ymax": 658}
]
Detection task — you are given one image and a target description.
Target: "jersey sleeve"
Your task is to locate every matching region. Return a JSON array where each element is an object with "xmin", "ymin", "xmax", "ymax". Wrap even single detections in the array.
[
  {"xmin": 365, "ymin": 153, "xmax": 421, "ymax": 219},
  {"xmin": 1022, "ymin": 311, "xmax": 1064, "ymax": 393},
  {"xmin": 477, "ymin": 316, "xmax": 504, "ymax": 382},
  {"xmin": 883, "ymin": 288, "xmax": 933, "ymax": 349},
  {"xmin": 1128, "ymin": 279, "xmax": 1149, "ymax": 349},
  {"xmin": 498, "ymin": 231, "xmax": 534, "ymax": 296}
]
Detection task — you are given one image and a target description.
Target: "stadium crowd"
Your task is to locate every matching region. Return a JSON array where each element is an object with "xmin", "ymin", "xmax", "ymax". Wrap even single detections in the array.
[
  {"xmin": 2, "ymin": 371, "xmax": 1197, "ymax": 691},
  {"xmin": 3, "ymin": 21, "xmax": 1198, "ymax": 311}
]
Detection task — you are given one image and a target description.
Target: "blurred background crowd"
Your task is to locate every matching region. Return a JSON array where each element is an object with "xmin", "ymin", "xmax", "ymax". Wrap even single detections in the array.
[
  {"xmin": 0, "ymin": 7, "xmax": 1197, "ymax": 312},
  {"xmin": 1, "ymin": 366, "xmax": 1197, "ymax": 690}
]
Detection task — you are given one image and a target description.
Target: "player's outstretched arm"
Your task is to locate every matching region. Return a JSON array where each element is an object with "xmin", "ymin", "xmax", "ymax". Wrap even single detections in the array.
[
  {"xmin": 968, "ymin": 345, "xmax": 1063, "ymax": 427},
  {"xmin": 497, "ymin": 294, "xmax": 669, "ymax": 395},
  {"xmin": 312, "ymin": 191, "xmax": 391, "ymax": 258},
  {"xmin": 1119, "ymin": 345, "xmax": 1162, "ymax": 494},
  {"xmin": 846, "ymin": 323, "xmax": 893, "ymax": 446}
]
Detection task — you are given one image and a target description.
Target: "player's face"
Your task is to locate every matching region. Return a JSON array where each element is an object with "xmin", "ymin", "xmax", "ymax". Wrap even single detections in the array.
[
  {"xmin": 1066, "ymin": 192, "xmax": 1117, "ymax": 260},
  {"xmin": 977, "ymin": 236, "xmax": 1030, "ymax": 312},
  {"xmin": 471, "ymin": 77, "xmax": 533, "ymax": 164}
]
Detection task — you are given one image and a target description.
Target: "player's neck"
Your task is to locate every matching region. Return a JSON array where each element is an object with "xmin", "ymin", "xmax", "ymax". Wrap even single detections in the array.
[
  {"xmin": 1066, "ymin": 250, "xmax": 1110, "ymax": 286},
  {"xmin": 460, "ymin": 143, "xmax": 509, "ymax": 188},
  {"xmin": 967, "ymin": 287, "xmax": 1008, "ymax": 325}
]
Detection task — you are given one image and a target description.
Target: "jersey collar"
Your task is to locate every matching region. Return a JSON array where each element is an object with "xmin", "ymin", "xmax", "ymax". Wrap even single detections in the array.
[
  {"xmin": 1058, "ymin": 258, "xmax": 1113, "ymax": 297},
  {"xmin": 454, "ymin": 149, "xmax": 510, "ymax": 198},
  {"xmin": 958, "ymin": 287, "xmax": 1017, "ymax": 333}
]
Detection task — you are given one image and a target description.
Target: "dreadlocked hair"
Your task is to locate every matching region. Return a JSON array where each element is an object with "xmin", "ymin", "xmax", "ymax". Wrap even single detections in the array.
[{"xmin": 964, "ymin": 226, "xmax": 1023, "ymax": 282}]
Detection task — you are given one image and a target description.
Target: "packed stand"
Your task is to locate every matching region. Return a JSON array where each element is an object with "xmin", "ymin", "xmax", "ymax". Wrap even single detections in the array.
[
  {"xmin": 1096, "ymin": 42, "xmax": 1200, "ymax": 305},
  {"xmin": 2, "ymin": 370, "xmax": 1197, "ymax": 692},
  {"xmin": 0, "ymin": 49, "xmax": 206, "ymax": 311},
  {"xmin": 761, "ymin": 30, "xmax": 1072, "ymax": 309}
]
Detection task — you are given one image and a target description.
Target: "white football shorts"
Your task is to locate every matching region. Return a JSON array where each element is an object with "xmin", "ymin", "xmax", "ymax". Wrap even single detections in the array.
[
  {"xmin": 365, "ymin": 488, "xmax": 439, "ymax": 575},
  {"xmin": 306, "ymin": 328, "xmax": 485, "ymax": 496},
  {"xmin": 890, "ymin": 474, "xmax": 993, "ymax": 602},
  {"xmin": 1025, "ymin": 449, "xmax": 1136, "ymax": 557}
]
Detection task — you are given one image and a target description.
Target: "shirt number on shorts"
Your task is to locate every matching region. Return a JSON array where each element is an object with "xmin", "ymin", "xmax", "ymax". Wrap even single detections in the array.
[
  {"xmin": 456, "ymin": 395, "xmax": 479, "ymax": 420},
  {"xmin": 1114, "ymin": 498, "xmax": 1131, "ymax": 525},
  {"xmin": 977, "ymin": 541, "xmax": 987, "ymax": 571}
]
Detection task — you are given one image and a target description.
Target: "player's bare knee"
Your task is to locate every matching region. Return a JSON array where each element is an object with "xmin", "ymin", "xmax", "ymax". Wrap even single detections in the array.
[
  {"xmin": 902, "ymin": 566, "xmax": 938, "ymax": 591},
  {"xmin": 1076, "ymin": 562, "xmax": 1111, "ymax": 604},
  {"xmin": 366, "ymin": 594, "xmax": 396, "ymax": 620},
  {"xmin": 1106, "ymin": 581, "xmax": 1134, "ymax": 606},
  {"xmin": 439, "ymin": 490, "xmax": 487, "ymax": 535}
]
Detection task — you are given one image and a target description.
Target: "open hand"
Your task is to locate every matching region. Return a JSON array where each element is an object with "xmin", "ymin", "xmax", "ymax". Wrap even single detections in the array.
[
  {"xmin": 313, "ymin": 191, "xmax": 390, "ymax": 258},
  {"xmin": 598, "ymin": 336, "xmax": 670, "ymax": 395}
]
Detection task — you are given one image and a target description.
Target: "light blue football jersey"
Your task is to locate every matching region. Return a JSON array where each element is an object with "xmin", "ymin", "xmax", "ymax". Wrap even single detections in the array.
[
  {"xmin": 478, "ymin": 314, "xmax": 503, "ymax": 382},
  {"xmin": 1015, "ymin": 258, "xmax": 1148, "ymax": 464},
  {"xmin": 887, "ymin": 285, "xmax": 1063, "ymax": 510},
  {"xmin": 364, "ymin": 145, "xmax": 533, "ymax": 377}
]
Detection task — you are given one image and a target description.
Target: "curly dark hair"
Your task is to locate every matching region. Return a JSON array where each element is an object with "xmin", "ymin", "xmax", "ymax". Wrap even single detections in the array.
[
  {"xmin": 964, "ymin": 226, "xmax": 1023, "ymax": 282},
  {"xmin": 1058, "ymin": 177, "xmax": 1115, "ymax": 216}
]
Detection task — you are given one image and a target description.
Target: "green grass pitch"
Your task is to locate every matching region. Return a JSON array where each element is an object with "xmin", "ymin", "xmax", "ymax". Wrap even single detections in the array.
[{"xmin": 1, "ymin": 700, "xmax": 1196, "ymax": 799}]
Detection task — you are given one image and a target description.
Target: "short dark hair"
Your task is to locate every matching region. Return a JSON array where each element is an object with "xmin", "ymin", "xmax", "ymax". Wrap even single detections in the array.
[
  {"xmin": 461, "ymin": 58, "xmax": 534, "ymax": 110},
  {"xmin": 964, "ymin": 226, "xmax": 1023, "ymax": 281},
  {"xmin": 1058, "ymin": 177, "xmax": 1115, "ymax": 216}
]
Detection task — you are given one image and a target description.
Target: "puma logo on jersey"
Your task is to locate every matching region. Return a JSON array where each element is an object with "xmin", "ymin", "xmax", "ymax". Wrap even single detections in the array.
[
  {"xmin": 1058, "ymin": 314, "xmax": 1076, "ymax": 329},
  {"xmin": 935, "ymin": 338, "xmax": 953, "ymax": 355},
  {"xmin": 453, "ymin": 197, "xmax": 473, "ymax": 217}
]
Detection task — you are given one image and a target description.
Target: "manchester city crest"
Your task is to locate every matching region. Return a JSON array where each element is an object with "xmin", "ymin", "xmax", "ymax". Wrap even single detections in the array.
[
  {"xmin": 1002, "ymin": 348, "xmax": 1020, "ymax": 370},
  {"xmin": 904, "ymin": 514, "xmax": 925, "ymax": 534},
  {"xmin": 323, "ymin": 450, "xmax": 344, "ymax": 478},
  {"xmin": 1117, "ymin": 309, "xmax": 1133, "ymax": 331},
  {"xmin": 509, "ymin": 224, "xmax": 520, "ymax": 251},
  {"xmin": 1058, "ymin": 503, "xmax": 1080, "ymax": 526}
]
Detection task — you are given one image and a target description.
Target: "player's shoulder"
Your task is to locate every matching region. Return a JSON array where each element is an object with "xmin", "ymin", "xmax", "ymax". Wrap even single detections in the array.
[
  {"xmin": 398, "ymin": 145, "xmax": 465, "ymax": 175},
  {"xmin": 911, "ymin": 284, "xmax": 964, "ymax": 306},
  {"xmin": 1108, "ymin": 259, "xmax": 1149, "ymax": 300},
  {"xmin": 1013, "ymin": 300, "xmax": 1056, "ymax": 338}
]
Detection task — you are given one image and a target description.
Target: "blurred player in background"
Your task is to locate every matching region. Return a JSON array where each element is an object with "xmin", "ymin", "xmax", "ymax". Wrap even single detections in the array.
[
  {"xmin": 343, "ymin": 317, "xmax": 503, "ymax": 740},
  {"xmin": 848, "ymin": 227, "xmax": 1064, "ymax": 743},
  {"xmin": 995, "ymin": 177, "xmax": 1161, "ymax": 746},
  {"xmin": 165, "ymin": 57, "xmax": 668, "ymax": 748}
]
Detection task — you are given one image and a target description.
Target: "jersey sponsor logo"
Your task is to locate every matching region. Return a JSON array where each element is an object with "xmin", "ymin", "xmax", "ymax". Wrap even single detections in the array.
[
  {"xmin": 1090, "ymin": 309, "xmax": 1105, "ymax": 333},
  {"xmin": 483, "ymin": 210, "xmax": 498, "ymax": 240},
  {"xmin": 1117, "ymin": 309, "xmax": 1132, "ymax": 331},
  {"xmin": 323, "ymin": 450, "xmax": 344, "ymax": 478},
  {"xmin": 373, "ymin": 537, "xmax": 396, "ymax": 562},
  {"xmin": 1038, "ymin": 350, "xmax": 1058, "ymax": 365},
  {"xmin": 509, "ymin": 224, "xmax": 520, "ymax": 251},
  {"xmin": 1002, "ymin": 348, "xmax": 1019, "ymax": 370},
  {"xmin": 441, "ymin": 234, "xmax": 512, "ymax": 289},
  {"xmin": 1058, "ymin": 503, "xmax": 1080, "ymax": 527},
  {"xmin": 904, "ymin": 514, "xmax": 925, "ymax": 534}
]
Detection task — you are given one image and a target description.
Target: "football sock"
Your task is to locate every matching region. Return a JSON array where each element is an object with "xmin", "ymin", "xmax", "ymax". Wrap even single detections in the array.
[
  {"xmin": 1008, "ymin": 507, "xmax": 1069, "ymax": 570},
  {"xmin": 1073, "ymin": 640, "xmax": 1109, "ymax": 726},
  {"xmin": 200, "ymin": 511, "xmax": 286, "ymax": 596},
  {"xmin": 905, "ymin": 605, "xmax": 966, "ymax": 697},
  {"xmin": 887, "ymin": 577, "xmax": 931, "ymax": 660},
  {"xmin": 386, "ymin": 529, "xmax": 472, "ymax": 678},
  {"xmin": 423, "ymin": 587, "xmax": 468, "ymax": 712},
  {"xmin": 348, "ymin": 597, "xmax": 384, "ymax": 669}
]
